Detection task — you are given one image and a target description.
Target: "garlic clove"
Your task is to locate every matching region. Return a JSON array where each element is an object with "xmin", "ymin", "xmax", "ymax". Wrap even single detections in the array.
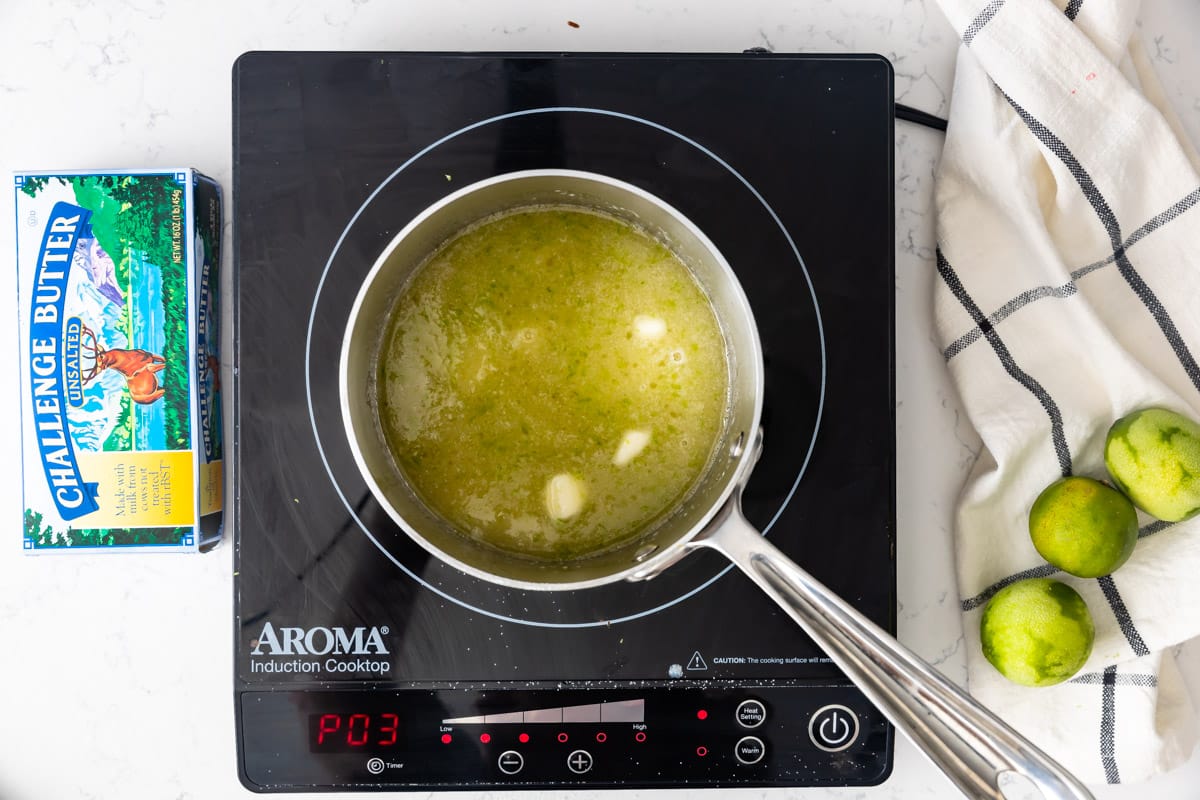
[
  {"xmin": 612, "ymin": 429, "xmax": 652, "ymax": 467},
  {"xmin": 545, "ymin": 473, "xmax": 586, "ymax": 520}
]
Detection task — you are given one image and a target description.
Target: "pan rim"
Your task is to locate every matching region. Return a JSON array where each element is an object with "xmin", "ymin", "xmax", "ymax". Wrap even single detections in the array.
[{"xmin": 340, "ymin": 167, "xmax": 766, "ymax": 591}]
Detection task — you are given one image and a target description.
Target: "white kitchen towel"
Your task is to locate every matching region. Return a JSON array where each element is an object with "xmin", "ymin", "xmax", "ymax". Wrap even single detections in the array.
[{"xmin": 933, "ymin": 0, "xmax": 1200, "ymax": 786}]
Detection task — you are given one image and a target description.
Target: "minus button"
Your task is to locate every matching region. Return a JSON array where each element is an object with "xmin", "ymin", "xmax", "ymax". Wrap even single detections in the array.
[{"xmin": 497, "ymin": 750, "xmax": 524, "ymax": 775}]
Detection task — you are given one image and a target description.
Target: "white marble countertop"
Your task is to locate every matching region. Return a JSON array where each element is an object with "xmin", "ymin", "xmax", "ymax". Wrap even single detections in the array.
[{"xmin": 1, "ymin": 1, "xmax": 1198, "ymax": 798}]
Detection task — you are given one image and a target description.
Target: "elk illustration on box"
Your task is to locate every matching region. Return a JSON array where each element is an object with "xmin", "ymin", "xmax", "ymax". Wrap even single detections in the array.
[{"xmin": 77, "ymin": 321, "xmax": 168, "ymax": 405}]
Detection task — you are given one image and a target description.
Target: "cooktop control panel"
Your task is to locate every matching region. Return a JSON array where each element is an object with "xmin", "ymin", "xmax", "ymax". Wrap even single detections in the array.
[{"xmin": 239, "ymin": 686, "xmax": 891, "ymax": 790}]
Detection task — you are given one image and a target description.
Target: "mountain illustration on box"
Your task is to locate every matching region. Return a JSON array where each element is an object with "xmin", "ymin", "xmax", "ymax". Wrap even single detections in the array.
[
  {"xmin": 67, "ymin": 223, "xmax": 171, "ymax": 453},
  {"xmin": 25, "ymin": 173, "xmax": 195, "ymax": 457}
]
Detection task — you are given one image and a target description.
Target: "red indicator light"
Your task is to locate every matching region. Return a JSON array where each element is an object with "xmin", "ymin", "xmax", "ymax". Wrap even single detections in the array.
[
  {"xmin": 518, "ymin": 732, "xmax": 530, "ymax": 743},
  {"xmin": 479, "ymin": 733, "xmax": 491, "ymax": 744},
  {"xmin": 696, "ymin": 709, "xmax": 708, "ymax": 720},
  {"xmin": 595, "ymin": 732, "xmax": 607, "ymax": 743},
  {"xmin": 696, "ymin": 745, "xmax": 708, "ymax": 757},
  {"xmin": 557, "ymin": 732, "xmax": 569, "ymax": 743},
  {"xmin": 634, "ymin": 731, "xmax": 647, "ymax": 743},
  {"xmin": 441, "ymin": 733, "xmax": 452, "ymax": 744}
]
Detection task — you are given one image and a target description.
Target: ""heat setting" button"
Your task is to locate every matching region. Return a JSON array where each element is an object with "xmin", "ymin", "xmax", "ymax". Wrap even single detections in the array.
[{"xmin": 735, "ymin": 698, "xmax": 766, "ymax": 729}]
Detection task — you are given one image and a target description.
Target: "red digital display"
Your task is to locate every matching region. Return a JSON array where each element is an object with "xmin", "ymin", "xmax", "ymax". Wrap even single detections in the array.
[{"xmin": 309, "ymin": 713, "xmax": 401, "ymax": 752}]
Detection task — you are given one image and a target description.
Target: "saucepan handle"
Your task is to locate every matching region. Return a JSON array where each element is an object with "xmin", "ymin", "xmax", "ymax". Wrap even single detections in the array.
[{"xmin": 690, "ymin": 498, "xmax": 1094, "ymax": 800}]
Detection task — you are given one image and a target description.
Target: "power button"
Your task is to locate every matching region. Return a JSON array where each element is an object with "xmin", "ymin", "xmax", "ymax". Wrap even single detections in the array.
[{"xmin": 808, "ymin": 704, "xmax": 859, "ymax": 753}]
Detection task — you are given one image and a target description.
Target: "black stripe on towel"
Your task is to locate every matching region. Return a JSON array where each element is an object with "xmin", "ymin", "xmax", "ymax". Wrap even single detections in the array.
[
  {"xmin": 1125, "ymin": 186, "xmax": 1200, "ymax": 248},
  {"xmin": 962, "ymin": 0, "xmax": 1006, "ymax": 46},
  {"xmin": 960, "ymin": 520, "xmax": 1171, "ymax": 612},
  {"xmin": 936, "ymin": 249, "xmax": 1072, "ymax": 476},
  {"xmin": 1097, "ymin": 575, "xmax": 1150, "ymax": 656},
  {"xmin": 1005, "ymin": 96, "xmax": 1200, "ymax": 396},
  {"xmin": 943, "ymin": 280, "xmax": 1078, "ymax": 360},
  {"xmin": 960, "ymin": 563, "xmax": 1061, "ymax": 612},
  {"xmin": 1071, "ymin": 672, "xmax": 1157, "ymax": 687},
  {"xmin": 1064, "ymin": 0, "xmax": 1083, "ymax": 21},
  {"xmin": 1101, "ymin": 665, "xmax": 1120, "ymax": 784},
  {"xmin": 1138, "ymin": 520, "xmax": 1174, "ymax": 539}
]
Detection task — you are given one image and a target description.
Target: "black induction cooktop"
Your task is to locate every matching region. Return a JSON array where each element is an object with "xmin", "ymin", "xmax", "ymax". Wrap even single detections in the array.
[{"xmin": 233, "ymin": 51, "xmax": 896, "ymax": 792}]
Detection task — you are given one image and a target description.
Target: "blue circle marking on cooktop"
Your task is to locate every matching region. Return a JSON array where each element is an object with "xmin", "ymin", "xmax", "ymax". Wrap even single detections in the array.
[{"xmin": 306, "ymin": 106, "xmax": 827, "ymax": 629}]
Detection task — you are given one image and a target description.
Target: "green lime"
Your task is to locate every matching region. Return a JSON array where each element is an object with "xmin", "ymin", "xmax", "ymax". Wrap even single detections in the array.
[
  {"xmin": 1028, "ymin": 476, "xmax": 1138, "ymax": 578},
  {"xmin": 980, "ymin": 578, "xmax": 1094, "ymax": 687},
  {"xmin": 1105, "ymin": 407, "xmax": 1200, "ymax": 522}
]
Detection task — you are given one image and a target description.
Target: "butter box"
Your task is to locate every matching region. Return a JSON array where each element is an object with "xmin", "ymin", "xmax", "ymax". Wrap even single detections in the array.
[{"xmin": 15, "ymin": 170, "xmax": 223, "ymax": 552}]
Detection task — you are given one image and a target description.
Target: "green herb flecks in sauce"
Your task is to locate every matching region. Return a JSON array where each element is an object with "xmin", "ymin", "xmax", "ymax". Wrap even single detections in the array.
[{"xmin": 378, "ymin": 207, "xmax": 730, "ymax": 560}]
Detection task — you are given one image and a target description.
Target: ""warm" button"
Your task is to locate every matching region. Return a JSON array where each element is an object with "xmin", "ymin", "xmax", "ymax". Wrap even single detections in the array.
[{"xmin": 734, "ymin": 735, "xmax": 766, "ymax": 765}]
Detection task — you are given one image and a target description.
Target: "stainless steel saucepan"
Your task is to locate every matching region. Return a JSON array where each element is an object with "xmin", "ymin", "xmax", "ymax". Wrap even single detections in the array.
[{"xmin": 340, "ymin": 169, "xmax": 1093, "ymax": 800}]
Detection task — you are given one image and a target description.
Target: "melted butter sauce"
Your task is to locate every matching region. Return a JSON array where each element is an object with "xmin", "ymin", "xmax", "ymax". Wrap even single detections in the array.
[{"xmin": 378, "ymin": 206, "xmax": 730, "ymax": 560}]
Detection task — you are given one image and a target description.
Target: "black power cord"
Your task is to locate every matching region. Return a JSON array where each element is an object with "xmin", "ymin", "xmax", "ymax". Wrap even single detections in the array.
[
  {"xmin": 740, "ymin": 48, "xmax": 949, "ymax": 133},
  {"xmin": 896, "ymin": 102, "xmax": 948, "ymax": 132}
]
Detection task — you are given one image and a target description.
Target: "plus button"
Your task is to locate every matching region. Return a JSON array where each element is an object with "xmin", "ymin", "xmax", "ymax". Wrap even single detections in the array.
[{"xmin": 566, "ymin": 749, "xmax": 594, "ymax": 774}]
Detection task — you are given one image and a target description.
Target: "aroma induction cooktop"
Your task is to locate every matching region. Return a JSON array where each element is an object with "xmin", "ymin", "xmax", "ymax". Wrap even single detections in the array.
[{"xmin": 233, "ymin": 51, "xmax": 895, "ymax": 792}]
